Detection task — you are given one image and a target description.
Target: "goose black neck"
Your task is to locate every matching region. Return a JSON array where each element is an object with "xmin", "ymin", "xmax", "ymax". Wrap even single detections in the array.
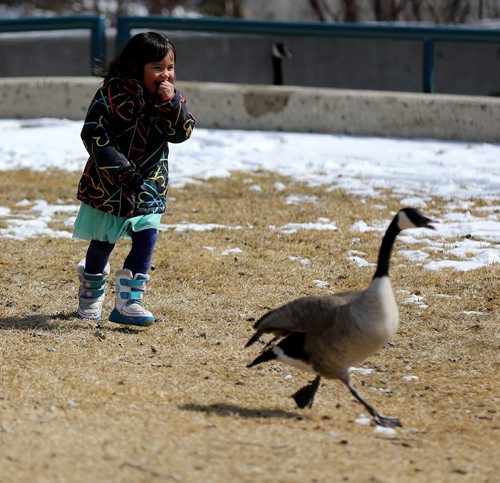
[
  {"xmin": 373, "ymin": 217, "xmax": 400, "ymax": 279},
  {"xmin": 272, "ymin": 57, "xmax": 283, "ymax": 85}
]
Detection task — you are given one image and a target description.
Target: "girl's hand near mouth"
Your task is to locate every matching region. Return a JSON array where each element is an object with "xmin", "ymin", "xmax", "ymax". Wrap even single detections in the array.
[{"xmin": 157, "ymin": 79, "xmax": 175, "ymax": 102}]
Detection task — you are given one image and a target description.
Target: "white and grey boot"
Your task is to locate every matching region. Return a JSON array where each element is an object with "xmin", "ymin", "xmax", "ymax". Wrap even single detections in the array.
[
  {"xmin": 109, "ymin": 269, "xmax": 155, "ymax": 326},
  {"xmin": 77, "ymin": 259, "xmax": 110, "ymax": 320}
]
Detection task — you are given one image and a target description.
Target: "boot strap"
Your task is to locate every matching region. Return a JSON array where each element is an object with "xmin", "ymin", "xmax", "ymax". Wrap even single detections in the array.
[
  {"xmin": 119, "ymin": 291, "xmax": 144, "ymax": 300},
  {"xmin": 119, "ymin": 278, "xmax": 147, "ymax": 288},
  {"xmin": 83, "ymin": 279, "xmax": 107, "ymax": 289},
  {"xmin": 81, "ymin": 288, "xmax": 106, "ymax": 299}
]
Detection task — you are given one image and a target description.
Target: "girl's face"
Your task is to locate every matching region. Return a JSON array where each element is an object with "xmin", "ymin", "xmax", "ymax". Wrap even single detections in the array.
[{"xmin": 143, "ymin": 50, "xmax": 175, "ymax": 96}]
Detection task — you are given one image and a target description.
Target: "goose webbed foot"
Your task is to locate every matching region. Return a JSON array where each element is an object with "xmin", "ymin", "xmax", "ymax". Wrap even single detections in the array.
[
  {"xmin": 346, "ymin": 380, "xmax": 402, "ymax": 428},
  {"xmin": 292, "ymin": 376, "xmax": 321, "ymax": 409},
  {"xmin": 372, "ymin": 413, "xmax": 402, "ymax": 428}
]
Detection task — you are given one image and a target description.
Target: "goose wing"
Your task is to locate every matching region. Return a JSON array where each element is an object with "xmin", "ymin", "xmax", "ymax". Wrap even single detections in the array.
[{"xmin": 245, "ymin": 291, "xmax": 360, "ymax": 348}]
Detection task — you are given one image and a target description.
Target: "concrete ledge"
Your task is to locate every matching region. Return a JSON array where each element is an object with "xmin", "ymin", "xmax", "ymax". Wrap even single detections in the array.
[{"xmin": 1, "ymin": 77, "xmax": 499, "ymax": 142}]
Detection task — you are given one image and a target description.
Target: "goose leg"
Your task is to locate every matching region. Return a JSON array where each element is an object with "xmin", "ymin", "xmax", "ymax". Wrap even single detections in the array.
[
  {"xmin": 346, "ymin": 381, "xmax": 401, "ymax": 428},
  {"xmin": 292, "ymin": 376, "xmax": 321, "ymax": 409}
]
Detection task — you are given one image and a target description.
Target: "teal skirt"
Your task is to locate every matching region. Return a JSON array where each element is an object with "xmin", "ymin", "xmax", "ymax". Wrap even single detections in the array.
[{"xmin": 73, "ymin": 204, "xmax": 162, "ymax": 243}]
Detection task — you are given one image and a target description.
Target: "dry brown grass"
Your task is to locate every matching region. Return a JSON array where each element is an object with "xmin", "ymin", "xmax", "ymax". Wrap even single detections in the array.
[{"xmin": 0, "ymin": 169, "xmax": 498, "ymax": 482}]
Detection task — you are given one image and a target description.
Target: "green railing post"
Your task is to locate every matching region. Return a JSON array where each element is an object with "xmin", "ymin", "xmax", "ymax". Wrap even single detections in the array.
[
  {"xmin": 90, "ymin": 15, "xmax": 106, "ymax": 71},
  {"xmin": 423, "ymin": 39, "xmax": 435, "ymax": 94}
]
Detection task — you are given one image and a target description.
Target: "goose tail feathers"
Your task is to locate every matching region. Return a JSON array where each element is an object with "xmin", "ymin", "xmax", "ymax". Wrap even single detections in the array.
[
  {"xmin": 246, "ymin": 348, "xmax": 277, "ymax": 368},
  {"xmin": 245, "ymin": 307, "xmax": 293, "ymax": 347},
  {"xmin": 245, "ymin": 329, "xmax": 265, "ymax": 348}
]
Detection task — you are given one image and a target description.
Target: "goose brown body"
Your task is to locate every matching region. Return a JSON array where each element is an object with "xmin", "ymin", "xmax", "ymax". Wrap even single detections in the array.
[
  {"xmin": 246, "ymin": 208, "xmax": 436, "ymax": 427},
  {"xmin": 253, "ymin": 277, "xmax": 398, "ymax": 379}
]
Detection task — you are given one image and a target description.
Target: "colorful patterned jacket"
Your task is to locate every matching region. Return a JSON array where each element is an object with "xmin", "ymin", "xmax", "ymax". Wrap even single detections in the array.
[{"xmin": 77, "ymin": 77, "xmax": 195, "ymax": 217}]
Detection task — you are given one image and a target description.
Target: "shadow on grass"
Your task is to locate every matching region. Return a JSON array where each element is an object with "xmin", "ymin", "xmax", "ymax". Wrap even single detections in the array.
[
  {"xmin": 0, "ymin": 311, "xmax": 144, "ymax": 334},
  {"xmin": 179, "ymin": 402, "xmax": 303, "ymax": 420}
]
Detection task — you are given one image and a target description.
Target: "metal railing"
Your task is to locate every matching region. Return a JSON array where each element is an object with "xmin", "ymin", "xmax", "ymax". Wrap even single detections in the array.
[
  {"xmin": 0, "ymin": 15, "xmax": 106, "ymax": 74},
  {"xmin": 116, "ymin": 15, "xmax": 500, "ymax": 93},
  {"xmin": 1, "ymin": 14, "xmax": 499, "ymax": 92}
]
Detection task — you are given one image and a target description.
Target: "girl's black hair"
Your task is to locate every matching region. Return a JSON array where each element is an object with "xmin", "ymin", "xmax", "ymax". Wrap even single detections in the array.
[{"xmin": 98, "ymin": 31, "xmax": 175, "ymax": 81}]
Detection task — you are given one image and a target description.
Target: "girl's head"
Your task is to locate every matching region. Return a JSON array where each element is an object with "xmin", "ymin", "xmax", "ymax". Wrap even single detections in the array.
[{"xmin": 102, "ymin": 32, "xmax": 176, "ymax": 87}]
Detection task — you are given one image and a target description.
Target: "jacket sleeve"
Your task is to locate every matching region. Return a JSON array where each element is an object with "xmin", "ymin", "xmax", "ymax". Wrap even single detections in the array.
[
  {"xmin": 80, "ymin": 81, "xmax": 136, "ymax": 184},
  {"xmin": 153, "ymin": 89, "xmax": 196, "ymax": 144}
]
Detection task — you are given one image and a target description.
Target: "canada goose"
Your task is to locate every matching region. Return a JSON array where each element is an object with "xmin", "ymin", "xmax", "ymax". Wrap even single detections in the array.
[{"xmin": 246, "ymin": 208, "xmax": 436, "ymax": 427}]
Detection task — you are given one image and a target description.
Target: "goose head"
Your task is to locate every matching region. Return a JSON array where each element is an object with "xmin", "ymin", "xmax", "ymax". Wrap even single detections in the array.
[
  {"xmin": 397, "ymin": 207, "xmax": 436, "ymax": 231},
  {"xmin": 272, "ymin": 42, "xmax": 292, "ymax": 61}
]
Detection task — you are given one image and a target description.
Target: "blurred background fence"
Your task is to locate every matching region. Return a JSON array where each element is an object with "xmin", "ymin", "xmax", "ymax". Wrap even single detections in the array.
[{"xmin": 1, "ymin": 13, "xmax": 500, "ymax": 95}]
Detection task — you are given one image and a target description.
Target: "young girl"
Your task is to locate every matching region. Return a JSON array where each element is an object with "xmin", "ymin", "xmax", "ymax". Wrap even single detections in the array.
[{"xmin": 73, "ymin": 31, "xmax": 195, "ymax": 326}]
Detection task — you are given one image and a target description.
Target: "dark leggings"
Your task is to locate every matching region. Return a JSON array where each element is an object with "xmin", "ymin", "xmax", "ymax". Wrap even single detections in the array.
[{"xmin": 85, "ymin": 228, "xmax": 158, "ymax": 276}]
